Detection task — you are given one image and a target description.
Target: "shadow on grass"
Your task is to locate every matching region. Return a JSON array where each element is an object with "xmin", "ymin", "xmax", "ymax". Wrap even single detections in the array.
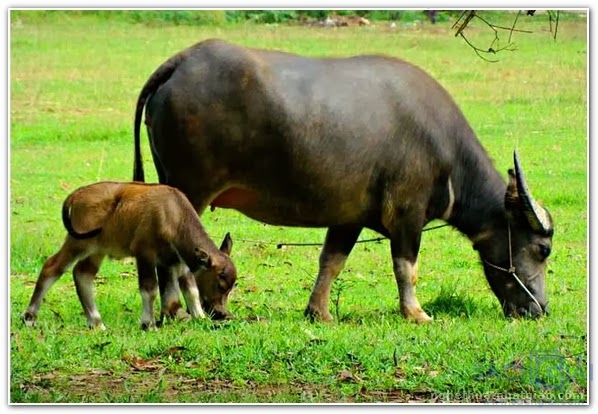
[
  {"xmin": 216, "ymin": 288, "xmax": 494, "ymax": 325},
  {"xmin": 423, "ymin": 285, "xmax": 480, "ymax": 318}
]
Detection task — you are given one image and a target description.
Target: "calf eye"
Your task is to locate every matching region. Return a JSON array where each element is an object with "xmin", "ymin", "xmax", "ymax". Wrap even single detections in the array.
[
  {"xmin": 217, "ymin": 272, "xmax": 229, "ymax": 289},
  {"xmin": 538, "ymin": 244, "xmax": 551, "ymax": 259}
]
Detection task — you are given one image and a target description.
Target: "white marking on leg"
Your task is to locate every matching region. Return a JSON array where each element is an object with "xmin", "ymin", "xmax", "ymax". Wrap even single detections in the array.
[
  {"xmin": 23, "ymin": 249, "xmax": 78, "ymax": 325},
  {"xmin": 74, "ymin": 263, "xmax": 105, "ymax": 329},
  {"xmin": 394, "ymin": 258, "xmax": 432, "ymax": 323},
  {"xmin": 140, "ymin": 288, "xmax": 157, "ymax": 329},
  {"xmin": 307, "ymin": 252, "xmax": 347, "ymax": 321},
  {"xmin": 24, "ymin": 276, "xmax": 58, "ymax": 317},
  {"xmin": 183, "ymin": 284, "xmax": 205, "ymax": 319},
  {"xmin": 395, "ymin": 259, "xmax": 419, "ymax": 308},
  {"xmin": 441, "ymin": 177, "xmax": 455, "ymax": 221},
  {"xmin": 175, "ymin": 266, "xmax": 204, "ymax": 319}
]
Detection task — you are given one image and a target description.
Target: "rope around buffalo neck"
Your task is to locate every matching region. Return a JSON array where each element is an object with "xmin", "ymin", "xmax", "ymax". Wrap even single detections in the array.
[
  {"xmin": 483, "ymin": 224, "xmax": 543, "ymax": 313},
  {"xmin": 233, "ymin": 223, "xmax": 452, "ymax": 249}
]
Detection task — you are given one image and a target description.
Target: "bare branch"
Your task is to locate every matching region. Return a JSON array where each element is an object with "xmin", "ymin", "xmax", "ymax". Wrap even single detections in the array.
[
  {"xmin": 452, "ymin": 10, "xmax": 476, "ymax": 37},
  {"xmin": 508, "ymin": 10, "xmax": 522, "ymax": 44},
  {"xmin": 458, "ymin": 32, "xmax": 499, "ymax": 63},
  {"xmin": 453, "ymin": 10, "xmax": 559, "ymax": 61},
  {"xmin": 547, "ymin": 10, "xmax": 560, "ymax": 40}
]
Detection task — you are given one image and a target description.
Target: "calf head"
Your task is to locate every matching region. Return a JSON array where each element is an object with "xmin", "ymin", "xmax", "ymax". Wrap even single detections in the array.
[
  {"xmin": 475, "ymin": 152, "xmax": 553, "ymax": 318},
  {"xmin": 194, "ymin": 232, "xmax": 237, "ymax": 320}
]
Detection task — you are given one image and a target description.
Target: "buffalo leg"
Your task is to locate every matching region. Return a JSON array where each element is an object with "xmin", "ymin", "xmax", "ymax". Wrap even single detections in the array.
[
  {"xmin": 305, "ymin": 226, "xmax": 362, "ymax": 321},
  {"xmin": 136, "ymin": 257, "xmax": 158, "ymax": 330},
  {"xmin": 73, "ymin": 254, "xmax": 106, "ymax": 329},
  {"xmin": 390, "ymin": 233, "xmax": 433, "ymax": 323},
  {"xmin": 21, "ymin": 243, "xmax": 81, "ymax": 326}
]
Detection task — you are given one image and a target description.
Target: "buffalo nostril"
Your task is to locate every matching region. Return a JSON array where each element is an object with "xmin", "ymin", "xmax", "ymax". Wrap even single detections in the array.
[
  {"xmin": 521, "ymin": 303, "xmax": 544, "ymax": 319},
  {"xmin": 530, "ymin": 309, "xmax": 542, "ymax": 319}
]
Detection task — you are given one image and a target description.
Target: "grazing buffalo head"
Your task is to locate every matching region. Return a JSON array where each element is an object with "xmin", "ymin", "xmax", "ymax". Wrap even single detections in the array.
[
  {"xmin": 194, "ymin": 232, "xmax": 236, "ymax": 320},
  {"xmin": 474, "ymin": 152, "xmax": 553, "ymax": 318}
]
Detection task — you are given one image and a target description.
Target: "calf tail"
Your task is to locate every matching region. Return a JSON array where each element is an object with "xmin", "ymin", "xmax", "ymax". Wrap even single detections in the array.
[
  {"xmin": 61, "ymin": 195, "xmax": 102, "ymax": 239},
  {"xmin": 134, "ymin": 44, "xmax": 198, "ymax": 183}
]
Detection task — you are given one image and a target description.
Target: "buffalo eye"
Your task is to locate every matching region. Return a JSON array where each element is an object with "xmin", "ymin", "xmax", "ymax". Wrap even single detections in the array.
[{"xmin": 538, "ymin": 244, "xmax": 551, "ymax": 260}]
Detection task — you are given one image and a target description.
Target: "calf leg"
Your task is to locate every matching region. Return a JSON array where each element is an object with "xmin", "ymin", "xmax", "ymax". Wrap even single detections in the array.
[
  {"xmin": 178, "ymin": 270, "xmax": 205, "ymax": 319},
  {"xmin": 73, "ymin": 254, "xmax": 106, "ymax": 329},
  {"xmin": 157, "ymin": 263, "xmax": 186, "ymax": 325},
  {"xmin": 170, "ymin": 239, "xmax": 210, "ymax": 320},
  {"xmin": 157, "ymin": 263, "xmax": 202, "ymax": 326},
  {"xmin": 136, "ymin": 257, "xmax": 158, "ymax": 330},
  {"xmin": 21, "ymin": 243, "xmax": 81, "ymax": 326},
  {"xmin": 305, "ymin": 226, "xmax": 362, "ymax": 322}
]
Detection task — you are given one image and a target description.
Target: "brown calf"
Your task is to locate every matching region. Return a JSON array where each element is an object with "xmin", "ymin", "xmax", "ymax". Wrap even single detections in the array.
[{"xmin": 21, "ymin": 181, "xmax": 236, "ymax": 330}]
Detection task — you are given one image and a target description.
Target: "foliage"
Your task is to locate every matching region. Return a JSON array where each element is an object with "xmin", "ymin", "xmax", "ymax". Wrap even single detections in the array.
[
  {"xmin": 12, "ymin": 9, "xmax": 585, "ymax": 27},
  {"xmin": 11, "ymin": 9, "xmax": 229, "ymax": 26}
]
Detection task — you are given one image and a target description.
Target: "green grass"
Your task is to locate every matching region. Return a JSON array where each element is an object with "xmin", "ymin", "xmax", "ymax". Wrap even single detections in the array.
[{"xmin": 9, "ymin": 11, "xmax": 587, "ymax": 403}]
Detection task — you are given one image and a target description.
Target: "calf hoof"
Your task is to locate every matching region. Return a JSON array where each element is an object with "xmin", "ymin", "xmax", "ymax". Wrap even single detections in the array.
[
  {"xmin": 21, "ymin": 311, "xmax": 37, "ymax": 327},
  {"xmin": 304, "ymin": 305, "xmax": 334, "ymax": 323},
  {"xmin": 140, "ymin": 321, "xmax": 157, "ymax": 331},
  {"xmin": 175, "ymin": 308, "xmax": 192, "ymax": 322}
]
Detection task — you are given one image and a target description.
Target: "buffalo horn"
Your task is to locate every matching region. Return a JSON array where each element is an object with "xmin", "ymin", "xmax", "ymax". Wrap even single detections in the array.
[{"xmin": 513, "ymin": 151, "xmax": 552, "ymax": 234}]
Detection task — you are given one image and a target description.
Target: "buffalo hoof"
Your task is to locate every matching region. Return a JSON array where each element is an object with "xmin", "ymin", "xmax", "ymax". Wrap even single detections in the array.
[
  {"xmin": 401, "ymin": 306, "xmax": 433, "ymax": 324},
  {"xmin": 304, "ymin": 306, "xmax": 334, "ymax": 322},
  {"xmin": 87, "ymin": 316, "xmax": 107, "ymax": 330},
  {"xmin": 21, "ymin": 312, "xmax": 37, "ymax": 327}
]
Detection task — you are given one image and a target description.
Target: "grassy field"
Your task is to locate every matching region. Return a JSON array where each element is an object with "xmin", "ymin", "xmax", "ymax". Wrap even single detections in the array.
[{"xmin": 9, "ymin": 11, "xmax": 588, "ymax": 403}]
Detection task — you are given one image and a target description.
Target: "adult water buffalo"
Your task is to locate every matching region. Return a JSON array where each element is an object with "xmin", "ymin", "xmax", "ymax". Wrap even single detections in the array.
[{"xmin": 133, "ymin": 39, "xmax": 553, "ymax": 322}]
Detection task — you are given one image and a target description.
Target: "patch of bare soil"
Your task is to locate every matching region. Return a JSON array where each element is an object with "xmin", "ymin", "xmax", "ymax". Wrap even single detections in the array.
[{"xmin": 15, "ymin": 367, "xmax": 438, "ymax": 403}]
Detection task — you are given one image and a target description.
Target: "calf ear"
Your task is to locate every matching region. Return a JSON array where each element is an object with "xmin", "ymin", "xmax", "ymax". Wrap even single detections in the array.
[
  {"xmin": 219, "ymin": 232, "xmax": 233, "ymax": 256},
  {"xmin": 194, "ymin": 247, "xmax": 212, "ymax": 268}
]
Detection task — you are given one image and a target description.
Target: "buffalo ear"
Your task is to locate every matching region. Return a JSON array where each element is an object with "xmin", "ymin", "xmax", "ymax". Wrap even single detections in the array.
[
  {"xmin": 512, "ymin": 151, "xmax": 553, "ymax": 235},
  {"xmin": 195, "ymin": 247, "xmax": 212, "ymax": 268},
  {"xmin": 219, "ymin": 232, "xmax": 233, "ymax": 256},
  {"xmin": 505, "ymin": 168, "xmax": 520, "ymax": 209}
]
